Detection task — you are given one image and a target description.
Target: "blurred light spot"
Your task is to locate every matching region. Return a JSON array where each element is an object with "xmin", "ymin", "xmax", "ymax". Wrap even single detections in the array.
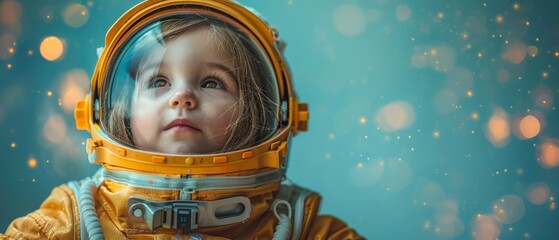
[
  {"xmin": 526, "ymin": 182, "xmax": 549, "ymax": 205},
  {"xmin": 395, "ymin": 5, "xmax": 412, "ymax": 22},
  {"xmin": 40, "ymin": 36, "xmax": 64, "ymax": 61},
  {"xmin": 0, "ymin": 0, "xmax": 22, "ymax": 26},
  {"xmin": 417, "ymin": 181, "xmax": 445, "ymax": 207},
  {"xmin": 433, "ymin": 89, "xmax": 457, "ymax": 115},
  {"xmin": 60, "ymin": 69, "xmax": 89, "ymax": 112},
  {"xmin": 10, "ymin": 142, "xmax": 15, "ymax": 148},
  {"xmin": 534, "ymin": 84, "xmax": 553, "ymax": 108},
  {"xmin": 367, "ymin": 9, "xmax": 381, "ymax": 22},
  {"xmin": 555, "ymin": 51, "xmax": 559, "ymax": 57},
  {"xmin": 477, "ymin": 52, "xmax": 483, "ymax": 58},
  {"xmin": 496, "ymin": 15, "xmax": 504, "ymax": 23},
  {"xmin": 348, "ymin": 159, "xmax": 384, "ymax": 188},
  {"xmin": 433, "ymin": 131, "xmax": 440, "ymax": 138},
  {"xmin": 28, "ymin": 158, "xmax": 37, "ymax": 168},
  {"xmin": 472, "ymin": 112, "xmax": 479, "ymax": 120},
  {"xmin": 40, "ymin": 7, "xmax": 54, "ymax": 22},
  {"xmin": 7, "ymin": 63, "xmax": 11, "ymax": 69},
  {"xmin": 62, "ymin": 4, "xmax": 89, "ymax": 28},
  {"xmin": 517, "ymin": 115, "xmax": 540, "ymax": 139},
  {"xmin": 378, "ymin": 158, "xmax": 412, "ymax": 192},
  {"xmin": 525, "ymin": 21, "xmax": 530, "ymax": 26},
  {"xmin": 462, "ymin": 32, "xmax": 469, "ymax": 39},
  {"xmin": 472, "ymin": 215, "xmax": 501, "ymax": 240},
  {"xmin": 437, "ymin": 12, "xmax": 444, "ymax": 19},
  {"xmin": 27, "ymin": 49, "xmax": 33, "ymax": 55},
  {"xmin": 43, "ymin": 114, "xmax": 67, "ymax": 144},
  {"xmin": 411, "ymin": 45, "xmax": 456, "ymax": 71},
  {"xmin": 359, "ymin": 117, "xmax": 366, "ymax": 124},
  {"xmin": 527, "ymin": 46, "xmax": 538, "ymax": 57},
  {"xmin": 375, "ymin": 100, "xmax": 415, "ymax": 132},
  {"xmin": 541, "ymin": 71, "xmax": 548, "ymax": 78},
  {"xmin": 484, "ymin": 108, "xmax": 510, "ymax": 148},
  {"xmin": 492, "ymin": 194, "xmax": 525, "ymax": 224},
  {"xmin": 434, "ymin": 200, "xmax": 464, "ymax": 238},
  {"xmin": 513, "ymin": 3, "xmax": 519, "ymax": 10},
  {"xmin": 496, "ymin": 69, "xmax": 510, "ymax": 83},
  {"xmin": 333, "ymin": 4, "xmax": 366, "ymax": 37},
  {"xmin": 47, "ymin": 91, "xmax": 53, "ymax": 97},
  {"xmin": 502, "ymin": 41, "xmax": 526, "ymax": 64},
  {"xmin": 538, "ymin": 139, "xmax": 559, "ymax": 169},
  {"xmin": 0, "ymin": 33, "xmax": 16, "ymax": 60}
]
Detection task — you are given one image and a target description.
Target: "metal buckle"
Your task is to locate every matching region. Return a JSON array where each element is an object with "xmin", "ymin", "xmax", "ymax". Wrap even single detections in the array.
[{"xmin": 127, "ymin": 196, "xmax": 251, "ymax": 232}]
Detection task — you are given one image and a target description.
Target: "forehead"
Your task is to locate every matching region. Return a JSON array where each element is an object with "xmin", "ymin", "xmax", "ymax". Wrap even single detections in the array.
[{"xmin": 153, "ymin": 26, "xmax": 236, "ymax": 67}]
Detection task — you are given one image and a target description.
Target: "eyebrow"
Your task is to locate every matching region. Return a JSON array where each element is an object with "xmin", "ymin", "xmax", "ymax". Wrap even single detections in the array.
[{"xmin": 206, "ymin": 62, "xmax": 237, "ymax": 81}]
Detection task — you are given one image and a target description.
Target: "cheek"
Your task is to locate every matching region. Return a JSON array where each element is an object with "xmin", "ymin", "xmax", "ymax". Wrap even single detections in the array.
[
  {"xmin": 209, "ymin": 101, "xmax": 238, "ymax": 132},
  {"xmin": 130, "ymin": 100, "xmax": 159, "ymax": 137}
]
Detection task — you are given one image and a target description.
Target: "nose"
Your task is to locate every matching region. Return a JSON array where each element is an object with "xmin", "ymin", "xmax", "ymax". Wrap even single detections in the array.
[{"xmin": 169, "ymin": 88, "xmax": 197, "ymax": 109}]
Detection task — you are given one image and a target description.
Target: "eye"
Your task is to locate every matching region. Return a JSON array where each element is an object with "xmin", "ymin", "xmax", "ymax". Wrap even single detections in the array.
[
  {"xmin": 148, "ymin": 76, "xmax": 171, "ymax": 88},
  {"xmin": 201, "ymin": 78, "xmax": 225, "ymax": 89}
]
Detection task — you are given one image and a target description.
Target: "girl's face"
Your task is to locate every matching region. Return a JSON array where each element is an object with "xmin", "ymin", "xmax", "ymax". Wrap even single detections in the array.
[{"xmin": 130, "ymin": 28, "xmax": 239, "ymax": 154}]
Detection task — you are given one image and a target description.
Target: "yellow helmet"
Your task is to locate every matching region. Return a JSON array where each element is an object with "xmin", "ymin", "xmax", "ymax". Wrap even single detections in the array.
[{"xmin": 74, "ymin": 0, "xmax": 308, "ymax": 176}]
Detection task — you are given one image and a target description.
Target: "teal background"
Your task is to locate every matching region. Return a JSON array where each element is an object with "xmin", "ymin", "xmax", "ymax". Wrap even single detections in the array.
[{"xmin": 2, "ymin": 0, "xmax": 559, "ymax": 239}]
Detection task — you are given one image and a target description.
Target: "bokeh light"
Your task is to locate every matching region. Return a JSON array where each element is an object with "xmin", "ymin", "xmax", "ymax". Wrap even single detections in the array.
[
  {"xmin": 492, "ymin": 194, "xmax": 525, "ymax": 224},
  {"xmin": 395, "ymin": 5, "xmax": 412, "ymax": 22},
  {"xmin": 526, "ymin": 45, "xmax": 538, "ymax": 57},
  {"xmin": 28, "ymin": 158, "xmax": 37, "ymax": 168},
  {"xmin": 472, "ymin": 215, "xmax": 501, "ymax": 240},
  {"xmin": 62, "ymin": 4, "xmax": 90, "ymax": 28},
  {"xmin": 0, "ymin": 0, "xmax": 22, "ymax": 26},
  {"xmin": 496, "ymin": 69, "xmax": 511, "ymax": 83},
  {"xmin": 416, "ymin": 181, "xmax": 445, "ymax": 207},
  {"xmin": 40, "ymin": 36, "xmax": 64, "ymax": 61},
  {"xmin": 333, "ymin": 4, "xmax": 366, "ymax": 36},
  {"xmin": 502, "ymin": 41, "xmax": 526, "ymax": 64},
  {"xmin": 537, "ymin": 139, "xmax": 559, "ymax": 169},
  {"xmin": 0, "ymin": 33, "xmax": 16, "ymax": 60},
  {"xmin": 378, "ymin": 158, "xmax": 413, "ymax": 192},
  {"xmin": 516, "ymin": 115, "xmax": 540, "ymax": 139},
  {"xmin": 348, "ymin": 160, "xmax": 385, "ymax": 188},
  {"xmin": 60, "ymin": 69, "xmax": 90, "ymax": 112},
  {"xmin": 526, "ymin": 182, "xmax": 550, "ymax": 205},
  {"xmin": 43, "ymin": 114, "xmax": 67, "ymax": 144},
  {"xmin": 485, "ymin": 108, "xmax": 510, "ymax": 148},
  {"xmin": 434, "ymin": 200, "xmax": 464, "ymax": 238},
  {"xmin": 533, "ymin": 84, "xmax": 554, "ymax": 108},
  {"xmin": 375, "ymin": 100, "xmax": 415, "ymax": 132}
]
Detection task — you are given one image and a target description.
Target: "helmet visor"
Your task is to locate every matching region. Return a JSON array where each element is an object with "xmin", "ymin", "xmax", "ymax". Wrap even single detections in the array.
[{"xmin": 100, "ymin": 13, "xmax": 280, "ymax": 155}]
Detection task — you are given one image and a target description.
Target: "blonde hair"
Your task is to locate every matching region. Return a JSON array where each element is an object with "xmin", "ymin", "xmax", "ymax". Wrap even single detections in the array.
[{"xmin": 104, "ymin": 15, "xmax": 279, "ymax": 153}]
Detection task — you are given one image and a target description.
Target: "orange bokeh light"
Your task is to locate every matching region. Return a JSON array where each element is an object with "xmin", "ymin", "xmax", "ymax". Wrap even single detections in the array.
[
  {"xmin": 539, "ymin": 140, "xmax": 559, "ymax": 169},
  {"xmin": 518, "ymin": 115, "xmax": 540, "ymax": 139},
  {"xmin": 28, "ymin": 158, "xmax": 37, "ymax": 168},
  {"xmin": 40, "ymin": 36, "xmax": 64, "ymax": 61}
]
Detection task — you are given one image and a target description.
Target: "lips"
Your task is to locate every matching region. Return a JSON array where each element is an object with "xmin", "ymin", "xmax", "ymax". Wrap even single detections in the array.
[{"xmin": 163, "ymin": 119, "xmax": 201, "ymax": 132}]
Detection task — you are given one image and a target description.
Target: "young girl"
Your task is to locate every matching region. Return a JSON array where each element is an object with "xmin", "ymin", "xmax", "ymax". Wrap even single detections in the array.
[{"xmin": 2, "ymin": 1, "xmax": 361, "ymax": 239}]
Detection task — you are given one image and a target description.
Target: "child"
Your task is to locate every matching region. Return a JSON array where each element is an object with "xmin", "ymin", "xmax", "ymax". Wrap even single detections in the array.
[{"xmin": 2, "ymin": 0, "xmax": 362, "ymax": 239}]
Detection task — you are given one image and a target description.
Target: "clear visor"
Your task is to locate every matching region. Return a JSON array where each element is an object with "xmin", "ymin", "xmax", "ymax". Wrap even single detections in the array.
[{"xmin": 100, "ymin": 13, "xmax": 280, "ymax": 155}]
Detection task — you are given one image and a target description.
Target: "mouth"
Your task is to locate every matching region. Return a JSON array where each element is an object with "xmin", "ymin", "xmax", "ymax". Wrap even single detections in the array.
[{"xmin": 163, "ymin": 119, "xmax": 202, "ymax": 132}]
